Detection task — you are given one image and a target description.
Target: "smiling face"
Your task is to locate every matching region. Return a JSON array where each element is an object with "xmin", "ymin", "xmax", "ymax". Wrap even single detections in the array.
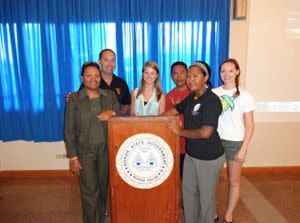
[
  {"xmin": 143, "ymin": 66, "xmax": 158, "ymax": 85},
  {"xmin": 81, "ymin": 66, "xmax": 101, "ymax": 91},
  {"xmin": 171, "ymin": 64, "xmax": 187, "ymax": 88},
  {"xmin": 187, "ymin": 66, "xmax": 208, "ymax": 93},
  {"xmin": 220, "ymin": 61, "xmax": 240, "ymax": 87},
  {"xmin": 98, "ymin": 50, "xmax": 116, "ymax": 75}
]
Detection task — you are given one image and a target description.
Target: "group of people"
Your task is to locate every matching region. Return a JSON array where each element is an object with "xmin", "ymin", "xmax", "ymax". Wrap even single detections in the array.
[{"xmin": 64, "ymin": 49, "xmax": 255, "ymax": 223}]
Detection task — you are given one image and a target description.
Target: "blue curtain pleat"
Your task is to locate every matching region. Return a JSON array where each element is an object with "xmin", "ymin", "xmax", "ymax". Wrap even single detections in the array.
[{"xmin": 0, "ymin": 0, "xmax": 230, "ymax": 142}]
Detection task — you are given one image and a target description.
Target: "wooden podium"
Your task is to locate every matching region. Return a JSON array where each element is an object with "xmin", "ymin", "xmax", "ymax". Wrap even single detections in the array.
[{"xmin": 108, "ymin": 116, "xmax": 180, "ymax": 223}]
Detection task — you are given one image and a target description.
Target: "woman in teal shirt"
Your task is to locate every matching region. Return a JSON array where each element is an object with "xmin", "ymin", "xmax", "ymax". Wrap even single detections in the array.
[{"xmin": 130, "ymin": 61, "xmax": 166, "ymax": 116}]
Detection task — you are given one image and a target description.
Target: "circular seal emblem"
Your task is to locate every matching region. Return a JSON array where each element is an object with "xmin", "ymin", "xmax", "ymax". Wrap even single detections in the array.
[{"xmin": 116, "ymin": 133, "xmax": 174, "ymax": 189}]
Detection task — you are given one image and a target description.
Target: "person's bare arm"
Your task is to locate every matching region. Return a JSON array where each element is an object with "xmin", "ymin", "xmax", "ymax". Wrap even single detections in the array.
[
  {"xmin": 121, "ymin": 104, "xmax": 130, "ymax": 115},
  {"xmin": 158, "ymin": 94, "xmax": 166, "ymax": 115},
  {"xmin": 167, "ymin": 116, "xmax": 214, "ymax": 139},
  {"xmin": 235, "ymin": 111, "xmax": 254, "ymax": 162},
  {"xmin": 161, "ymin": 107, "xmax": 179, "ymax": 116}
]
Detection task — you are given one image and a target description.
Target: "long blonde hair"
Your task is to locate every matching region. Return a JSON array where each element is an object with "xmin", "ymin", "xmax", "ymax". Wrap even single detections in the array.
[{"xmin": 136, "ymin": 61, "xmax": 163, "ymax": 101}]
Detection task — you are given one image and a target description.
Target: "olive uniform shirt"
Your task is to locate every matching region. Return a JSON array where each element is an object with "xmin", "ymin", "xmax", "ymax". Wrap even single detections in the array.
[{"xmin": 64, "ymin": 88, "xmax": 121, "ymax": 158}]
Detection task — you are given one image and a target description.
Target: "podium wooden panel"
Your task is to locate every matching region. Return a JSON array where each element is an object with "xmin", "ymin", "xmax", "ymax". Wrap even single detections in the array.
[{"xmin": 108, "ymin": 116, "xmax": 180, "ymax": 223}]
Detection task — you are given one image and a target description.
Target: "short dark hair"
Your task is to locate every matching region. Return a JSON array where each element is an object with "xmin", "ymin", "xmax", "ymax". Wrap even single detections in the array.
[
  {"xmin": 81, "ymin": 62, "xmax": 100, "ymax": 76},
  {"xmin": 98, "ymin": 49, "xmax": 116, "ymax": 59},
  {"xmin": 194, "ymin": 60, "xmax": 212, "ymax": 88},
  {"xmin": 171, "ymin": 61, "xmax": 187, "ymax": 74}
]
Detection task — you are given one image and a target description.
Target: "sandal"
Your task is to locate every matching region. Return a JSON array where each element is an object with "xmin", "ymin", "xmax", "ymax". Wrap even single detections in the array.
[
  {"xmin": 215, "ymin": 215, "xmax": 219, "ymax": 222},
  {"xmin": 223, "ymin": 218, "xmax": 234, "ymax": 223}
]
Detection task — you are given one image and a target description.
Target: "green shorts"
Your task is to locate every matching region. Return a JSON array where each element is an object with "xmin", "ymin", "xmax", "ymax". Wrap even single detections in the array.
[{"xmin": 221, "ymin": 139, "xmax": 243, "ymax": 160}]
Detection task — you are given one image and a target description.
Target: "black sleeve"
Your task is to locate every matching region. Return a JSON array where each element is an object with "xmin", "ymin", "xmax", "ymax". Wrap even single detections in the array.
[
  {"xmin": 202, "ymin": 95, "xmax": 222, "ymax": 128},
  {"xmin": 175, "ymin": 93, "xmax": 192, "ymax": 114},
  {"xmin": 120, "ymin": 80, "xmax": 131, "ymax": 105}
]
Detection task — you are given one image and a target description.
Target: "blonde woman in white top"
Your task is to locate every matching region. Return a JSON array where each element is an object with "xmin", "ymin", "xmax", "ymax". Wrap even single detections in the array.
[
  {"xmin": 130, "ymin": 61, "xmax": 166, "ymax": 116},
  {"xmin": 212, "ymin": 58, "xmax": 255, "ymax": 223}
]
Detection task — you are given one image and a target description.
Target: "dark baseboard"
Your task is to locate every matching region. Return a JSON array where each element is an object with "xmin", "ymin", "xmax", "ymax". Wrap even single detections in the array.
[
  {"xmin": 220, "ymin": 166, "xmax": 300, "ymax": 178},
  {"xmin": 241, "ymin": 166, "xmax": 300, "ymax": 175},
  {"xmin": 0, "ymin": 170, "xmax": 74, "ymax": 178}
]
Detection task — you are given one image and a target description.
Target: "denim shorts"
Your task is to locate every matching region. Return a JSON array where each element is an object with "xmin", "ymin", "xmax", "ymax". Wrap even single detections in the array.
[{"xmin": 221, "ymin": 139, "xmax": 243, "ymax": 160}]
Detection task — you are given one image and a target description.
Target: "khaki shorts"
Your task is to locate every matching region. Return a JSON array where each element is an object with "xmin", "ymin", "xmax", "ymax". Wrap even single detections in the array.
[{"xmin": 221, "ymin": 139, "xmax": 243, "ymax": 160}]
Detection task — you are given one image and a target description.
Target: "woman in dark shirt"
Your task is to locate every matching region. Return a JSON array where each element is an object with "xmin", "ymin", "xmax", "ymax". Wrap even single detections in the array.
[
  {"xmin": 64, "ymin": 62, "xmax": 120, "ymax": 223},
  {"xmin": 163, "ymin": 62, "xmax": 225, "ymax": 223}
]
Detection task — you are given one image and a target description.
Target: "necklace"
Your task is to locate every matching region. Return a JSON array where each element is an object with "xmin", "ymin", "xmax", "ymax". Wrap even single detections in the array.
[{"xmin": 193, "ymin": 87, "xmax": 207, "ymax": 100}]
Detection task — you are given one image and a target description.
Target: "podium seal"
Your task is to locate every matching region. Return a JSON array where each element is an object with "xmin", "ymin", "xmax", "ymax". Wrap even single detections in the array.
[{"xmin": 116, "ymin": 133, "xmax": 174, "ymax": 189}]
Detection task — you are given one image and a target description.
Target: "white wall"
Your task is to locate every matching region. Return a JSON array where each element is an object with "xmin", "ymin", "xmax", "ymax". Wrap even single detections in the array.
[
  {"xmin": 0, "ymin": 141, "xmax": 68, "ymax": 170},
  {"xmin": 0, "ymin": 0, "xmax": 299, "ymax": 170},
  {"xmin": 230, "ymin": 0, "xmax": 300, "ymax": 167}
]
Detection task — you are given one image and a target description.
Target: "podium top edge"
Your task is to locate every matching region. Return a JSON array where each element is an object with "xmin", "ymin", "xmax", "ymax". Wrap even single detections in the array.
[{"xmin": 108, "ymin": 116, "xmax": 179, "ymax": 123}]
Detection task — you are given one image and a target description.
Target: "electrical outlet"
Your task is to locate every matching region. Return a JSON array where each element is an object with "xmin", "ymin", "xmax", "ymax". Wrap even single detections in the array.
[{"xmin": 56, "ymin": 154, "xmax": 67, "ymax": 159}]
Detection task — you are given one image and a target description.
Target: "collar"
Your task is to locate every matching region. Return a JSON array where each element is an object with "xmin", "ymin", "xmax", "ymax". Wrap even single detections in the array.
[
  {"xmin": 78, "ymin": 87, "xmax": 108, "ymax": 100},
  {"xmin": 192, "ymin": 88, "xmax": 210, "ymax": 100}
]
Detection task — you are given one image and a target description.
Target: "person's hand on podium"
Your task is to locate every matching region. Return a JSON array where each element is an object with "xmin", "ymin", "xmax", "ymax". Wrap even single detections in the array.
[
  {"xmin": 96, "ymin": 110, "xmax": 116, "ymax": 121},
  {"xmin": 167, "ymin": 116, "xmax": 182, "ymax": 135}
]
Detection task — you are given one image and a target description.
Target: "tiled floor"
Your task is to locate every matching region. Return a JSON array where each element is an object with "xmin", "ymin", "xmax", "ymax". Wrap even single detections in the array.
[
  {"xmin": 215, "ymin": 169, "xmax": 300, "ymax": 223},
  {"xmin": 0, "ymin": 169, "xmax": 299, "ymax": 223}
]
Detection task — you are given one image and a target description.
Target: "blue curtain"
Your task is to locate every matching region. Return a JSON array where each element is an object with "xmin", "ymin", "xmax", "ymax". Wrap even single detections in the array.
[{"xmin": 0, "ymin": 0, "xmax": 231, "ymax": 141}]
